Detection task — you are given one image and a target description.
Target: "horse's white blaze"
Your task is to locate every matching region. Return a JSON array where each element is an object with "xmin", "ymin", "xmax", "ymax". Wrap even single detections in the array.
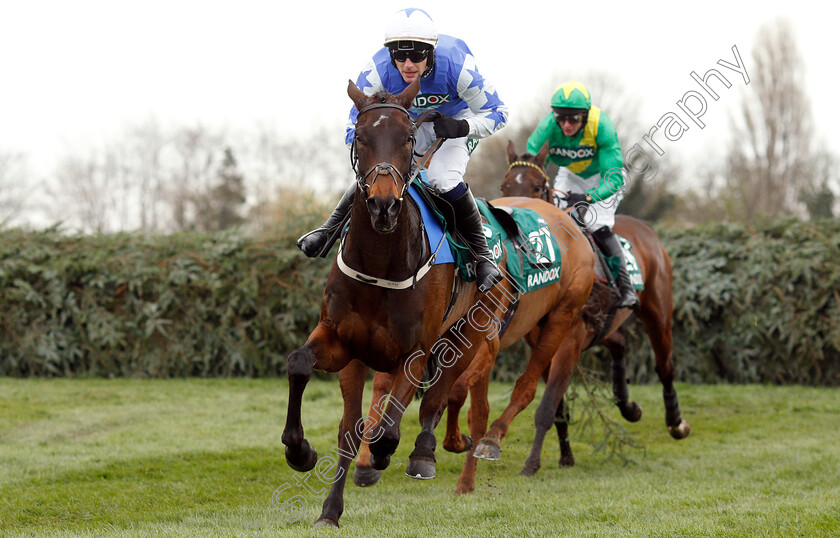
[{"xmin": 372, "ymin": 113, "xmax": 389, "ymax": 127}]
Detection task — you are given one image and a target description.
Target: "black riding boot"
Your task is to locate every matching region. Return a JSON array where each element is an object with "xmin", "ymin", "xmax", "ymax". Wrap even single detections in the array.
[
  {"xmin": 296, "ymin": 184, "xmax": 356, "ymax": 258},
  {"xmin": 592, "ymin": 227, "xmax": 639, "ymax": 309},
  {"xmin": 449, "ymin": 187, "xmax": 503, "ymax": 292}
]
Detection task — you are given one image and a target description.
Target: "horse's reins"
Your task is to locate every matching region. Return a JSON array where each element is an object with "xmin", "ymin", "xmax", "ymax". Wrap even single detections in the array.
[
  {"xmin": 339, "ymin": 104, "xmax": 446, "ymax": 290},
  {"xmin": 507, "ymin": 160, "xmax": 552, "ymax": 203}
]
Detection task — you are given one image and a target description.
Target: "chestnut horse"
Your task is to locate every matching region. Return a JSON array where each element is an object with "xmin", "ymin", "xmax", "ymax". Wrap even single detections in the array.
[
  {"xmin": 423, "ymin": 141, "xmax": 690, "ymax": 493},
  {"xmin": 479, "ymin": 141, "xmax": 690, "ymax": 473},
  {"xmin": 281, "ymin": 81, "xmax": 593, "ymax": 526}
]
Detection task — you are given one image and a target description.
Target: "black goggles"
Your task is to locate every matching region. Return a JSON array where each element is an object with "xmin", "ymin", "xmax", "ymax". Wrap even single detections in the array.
[
  {"xmin": 554, "ymin": 113, "xmax": 585, "ymax": 125},
  {"xmin": 390, "ymin": 48, "xmax": 431, "ymax": 63}
]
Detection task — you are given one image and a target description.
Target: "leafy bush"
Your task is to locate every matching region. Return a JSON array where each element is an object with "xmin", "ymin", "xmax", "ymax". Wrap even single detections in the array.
[
  {"xmin": 2, "ymin": 218, "xmax": 838, "ymax": 385},
  {"xmin": 619, "ymin": 218, "xmax": 840, "ymax": 386},
  {"xmin": 0, "ymin": 228, "xmax": 328, "ymax": 377}
]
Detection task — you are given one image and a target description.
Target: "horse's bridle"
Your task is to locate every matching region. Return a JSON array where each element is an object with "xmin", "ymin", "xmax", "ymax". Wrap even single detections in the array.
[
  {"xmin": 350, "ymin": 103, "xmax": 418, "ymax": 201},
  {"xmin": 506, "ymin": 160, "xmax": 552, "ymax": 202},
  {"xmin": 339, "ymin": 104, "xmax": 444, "ymax": 289},
  {"xmin": 350, "ymin": 104, "xmax": 443, "ymax": 202}
]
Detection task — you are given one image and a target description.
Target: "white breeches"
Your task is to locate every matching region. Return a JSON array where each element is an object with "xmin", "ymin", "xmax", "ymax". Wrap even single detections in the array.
[{"xmin": 552, "ymin": 167, "xmax": 624, "ymax": 231}]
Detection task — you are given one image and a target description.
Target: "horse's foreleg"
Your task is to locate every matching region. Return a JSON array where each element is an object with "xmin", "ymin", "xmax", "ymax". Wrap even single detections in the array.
[
  {"xmin": 639, "ymin": 299, "xmax": 690, "ymax": 439},
  {"xmin": 446, "ymin": 321, "xmax": 519, "ymax": 454},
  {"xmin": 315, "ymin": 360, "xmax": 367, "ymax": 528},
  {"xmin": 604, "ymin": 329, "xmax": 643, "ymax": 422},
  {"xmin": 521, "ymin": 333, "xmax": 582, "ymax": 477},
  {"xmin": 282, "ymin": 346, "xmax": 319, "ymax": 472},
  {"xmin": 282, "ymin": 326, "xmax": 352, "ymax": 473},
  {"xmin": 352, "ymin": 371, "xmax": 392, "ymax": 487},
  {"xmin": 474, "ymin": 310, "xmax": 575, "ymax": 461}
]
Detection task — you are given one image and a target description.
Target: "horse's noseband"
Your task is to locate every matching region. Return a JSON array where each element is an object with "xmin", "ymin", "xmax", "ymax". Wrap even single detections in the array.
[
  {"xmin": 351, "ymin": 103, "xmax": 417, "ymax": 201},
  {"xmin": 357, "ymin": 162, "xmax": 408, "ymax": 200}
]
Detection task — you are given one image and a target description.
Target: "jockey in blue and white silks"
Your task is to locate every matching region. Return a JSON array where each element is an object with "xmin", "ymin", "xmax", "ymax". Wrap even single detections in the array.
[
  {"xmin": 298, "ymin": 7, "xmax": 508, "ymax": 292},
  {"xmin": 346, "ymin": 33, "xmax": 508, "ymax": 160}
]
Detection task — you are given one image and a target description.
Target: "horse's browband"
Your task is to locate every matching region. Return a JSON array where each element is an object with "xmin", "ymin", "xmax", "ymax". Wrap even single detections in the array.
[
  {"xmin": 357, "ymin": 102, "xmax": 411, "ymax": 120},
  {"xmin": 508, "ymin": 160, "xmax": 550, "ymax": 181}
]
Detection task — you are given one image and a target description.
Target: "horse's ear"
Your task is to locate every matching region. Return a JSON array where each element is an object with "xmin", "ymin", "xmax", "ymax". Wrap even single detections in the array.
[
  {"xmin": 396, "ymin": 78, "xmax": 421, "ymax": 109},
  {"xmin": 506, "ymin": 140, "xmax": 518, "ymax": 164},
  {"xmin": 348, "ymin": 80, "xmax": 368, "ymax": 110},
  {"xmin": 536, "ymin": 141, "xmax": 550, "ymax": 167}
]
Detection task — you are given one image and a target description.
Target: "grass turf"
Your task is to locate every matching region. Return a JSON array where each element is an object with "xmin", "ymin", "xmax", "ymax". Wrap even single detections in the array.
[{"xmin": 1, "ymin": 378, "xmax": 838, "ymax": 536}]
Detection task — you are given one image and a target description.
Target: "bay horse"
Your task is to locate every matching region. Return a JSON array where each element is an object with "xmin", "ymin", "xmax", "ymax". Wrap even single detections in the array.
[
  {"xmin": 458, "ymin": 140, "xmax": 690, "ymax": 478},
  {"xmin": 281, "ymin": 81, "xmax": 593, "ymax": 525}
]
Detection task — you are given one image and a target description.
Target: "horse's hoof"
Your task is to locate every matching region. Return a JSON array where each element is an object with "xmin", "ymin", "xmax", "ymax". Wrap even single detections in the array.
[
  {"xmin": 559, "ymin": 454, "xmax": 575, "ymax": 468},
  {"xmin": 443, "ymin": 434, "xmax": 474, "ymax": 454},
  {"xmin": 370, "ymin": 453, "xmax": 391, "ymax": 471},
  {"xmin": 473, "ymin": 439, "xmax": 501, "ymax": 461},
  {"xmin": 405, "ymin": 457, "xmax": 436, "ymax": 480},
  {"xmin": 314, "ymin": 518, "xmax": 338, "ymax": 528},
  {"xmin": 353, "ymin": 465, "xmax": 382, "ymax": 487},
  {"xmin": 668, "ymin": 419, "xmax": 691, "ymax": 439},
  {"xmin": 520, "ymin": 458, "xmax": 540, "ymax": 477},
  {"xmin": 620, "ymin": 402, "xmax": 643, "ymax": 422},
  {"xmin": 454, "ymin": 482, "xmax": 474, "ymax": 495},
  {"xmin": 285, "ymin": 440, "xmax": 318, "ymax": 472},
  {"xmin": 443, "ymin": 434, "xmax": 473, "ymax": 454}
]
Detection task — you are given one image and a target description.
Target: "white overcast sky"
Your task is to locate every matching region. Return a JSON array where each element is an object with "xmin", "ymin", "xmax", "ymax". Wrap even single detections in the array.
[{"xmin": 1, "ymin": 0, "xmax": 837, "ymax": 179}]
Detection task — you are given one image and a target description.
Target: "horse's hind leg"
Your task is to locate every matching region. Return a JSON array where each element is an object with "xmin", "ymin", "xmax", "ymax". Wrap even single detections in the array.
[
  {"xmin": 407, "ymin": 334, "xmax": 499, "ymax": 481},
  {"xmin": 367, "ymin": 346, "xmax": 432, "ymax": 471},
  {"xmin": 521, "ymin": 332, "xmax": 584, "ymax": 477},
  {"xmin": 638, "ymin": 294, "xmax": 690, "ymax": 440},
  {"xmin": 554, "ymin": 395, "xmax": 575, "ymax": 468},
  {"xmin": 603, "ymin": 329, "xmax": 643, "ymax": 422},
  {"xmin": 442, "ymin": 370, "xmax": 473, "ymax": 454},
  {"xmin": 316, "ymin": 360, "xmax": 368, "ymax": 528},
  {"xmin": 474, "ymin": 308, "xmax": 579, "ymax": 461},
  {"xmin": 545, "ymin": 357, "xmax": 574, "ymax": 468},
  {"xmin": 453, "ymin": 344, "xmax": 494, "ymax": 494},
  {"xmin": 353, "ymin": 371, "xmax": 392, "ymax": 487}
]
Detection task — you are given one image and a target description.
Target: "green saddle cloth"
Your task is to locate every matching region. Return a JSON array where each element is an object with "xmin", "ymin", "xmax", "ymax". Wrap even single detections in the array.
[
  {"xmin": 443, "ymin": 200, "xmax": 563, "ymax": 293},
  {"xmin": 410, "ymin": 180, "xmax": 641, "ymax": 293},
  {"xmin": 601, "ymin": 237, "xmax": 644, "ymax": 291}
]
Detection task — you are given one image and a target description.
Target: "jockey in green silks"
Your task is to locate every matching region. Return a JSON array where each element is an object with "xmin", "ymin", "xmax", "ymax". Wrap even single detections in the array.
[{"xmin": 526, "ymin": 80, "xmax": 638, "ymax": 309}]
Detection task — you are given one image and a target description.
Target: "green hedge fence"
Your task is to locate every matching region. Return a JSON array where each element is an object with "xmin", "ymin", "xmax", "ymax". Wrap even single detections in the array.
[{"xmin": 1, "ymin": 218, "xmax": 838, "ymax": 385}]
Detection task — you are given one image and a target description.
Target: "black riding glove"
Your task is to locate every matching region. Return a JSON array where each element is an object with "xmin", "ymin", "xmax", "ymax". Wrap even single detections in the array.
[
  {"xmin": 563, "ymin": 192, "xmax": 591, "ymax": 207},
  {"xmin": 433, "ymin": 114, "xmax": 470, "ymax": 139}
]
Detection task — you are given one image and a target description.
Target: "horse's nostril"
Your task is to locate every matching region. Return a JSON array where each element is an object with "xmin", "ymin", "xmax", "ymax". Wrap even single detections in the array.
[
  {"xmin": 366, "ymin": 197, "xmax": 381, "ymax": 218},
  {"xmin": 387, "ymin": 198, "xmax": 401, "ymax": 218}
]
